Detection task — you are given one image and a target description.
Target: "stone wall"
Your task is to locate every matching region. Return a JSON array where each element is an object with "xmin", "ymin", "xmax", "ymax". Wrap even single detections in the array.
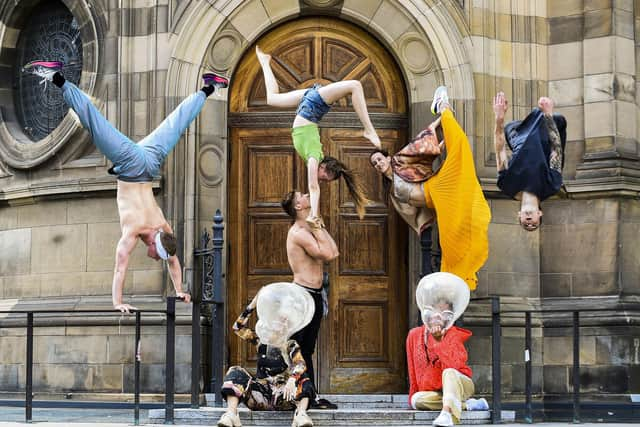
[{"xmin": 0, "ymin": 0, "xmax": 638, "ymax": 400}]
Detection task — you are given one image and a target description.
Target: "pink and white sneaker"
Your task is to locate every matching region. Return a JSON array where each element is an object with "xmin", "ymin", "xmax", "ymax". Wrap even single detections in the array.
[{"xmin": 203, "ymin": 72, "xmax": 229, "ymax": 89}]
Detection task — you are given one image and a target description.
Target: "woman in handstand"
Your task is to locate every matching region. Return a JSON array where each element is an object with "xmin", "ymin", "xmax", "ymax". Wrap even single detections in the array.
[
  {"xmin": 369, "ymin": 87, "xmax": 491, "ymax": 290},
  {"xmin": 256, "ymin": 46, "xmax": 375, "ymax": 228}
]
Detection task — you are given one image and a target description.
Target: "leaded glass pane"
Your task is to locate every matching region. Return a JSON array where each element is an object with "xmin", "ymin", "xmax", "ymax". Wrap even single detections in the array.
[{"xmin": 14, "ymin": 1, "xmax": 82, "ymax": 142}]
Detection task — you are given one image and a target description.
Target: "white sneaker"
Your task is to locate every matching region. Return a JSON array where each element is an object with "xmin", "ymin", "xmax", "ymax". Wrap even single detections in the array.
[
  {"xmin": 217, "ymin": 410, "xmax": 242, "ymax": 427},
  {"xmin": 432, "ymin": 410, "xmax": 453, "ymax": 427},
  {"xmin": 465, "ymin": 397, "xmax": 489, "ymax": 411},
  {"xmin": 291, "ymin": 409, "xmax": 314, "ymax": 427},
  {"xmin": 430, "ymin": 86, "xmax": 449, "ymax": 115}
]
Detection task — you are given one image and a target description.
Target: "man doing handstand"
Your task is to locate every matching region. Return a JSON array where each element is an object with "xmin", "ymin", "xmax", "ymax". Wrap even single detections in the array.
[{"xmin": 23, "ymin": 61, "xmax": 229, "ymax": 312}]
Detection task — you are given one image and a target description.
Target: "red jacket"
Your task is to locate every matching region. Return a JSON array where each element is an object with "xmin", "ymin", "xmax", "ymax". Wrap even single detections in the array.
[{"xmin": 406, "ymin": 325, "xmax": 472, "ymax": 402}]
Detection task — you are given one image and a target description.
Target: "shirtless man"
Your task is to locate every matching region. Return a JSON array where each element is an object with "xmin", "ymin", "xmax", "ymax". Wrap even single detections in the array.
[
  {"xmin": 22, "ymin": 60, "xmax": 229, "ymax": 312},
  {"xmin": 281, "ymin": 190, "xmax": 339, "ymax": 408}
]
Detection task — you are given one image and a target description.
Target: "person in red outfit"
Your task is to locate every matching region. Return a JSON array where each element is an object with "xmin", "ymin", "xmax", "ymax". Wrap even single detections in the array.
[{"xmin": 406, "ymin": 272, "xmax": 480, "ymax": 426}]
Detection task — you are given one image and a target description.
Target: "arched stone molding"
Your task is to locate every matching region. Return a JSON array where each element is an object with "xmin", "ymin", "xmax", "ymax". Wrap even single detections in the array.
[{"xmin": 0, "ymin": 0, "xmax": 100, "ymax": 169}]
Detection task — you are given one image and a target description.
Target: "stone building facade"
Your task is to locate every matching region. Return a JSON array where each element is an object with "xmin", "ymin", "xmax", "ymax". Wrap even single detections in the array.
[{"xmin": 0, "ymin": 0, "xmax": 638, "ymax": 402}]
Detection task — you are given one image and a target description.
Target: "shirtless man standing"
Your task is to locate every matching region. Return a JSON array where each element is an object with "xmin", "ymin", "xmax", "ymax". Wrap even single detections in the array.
[
  {"xmin": 281, "ymin": 190, "xmax": 339, "ymax": 409},
  {"xmin": 22, "ymin": 60, "xmax": 229, "ymax": 312}
]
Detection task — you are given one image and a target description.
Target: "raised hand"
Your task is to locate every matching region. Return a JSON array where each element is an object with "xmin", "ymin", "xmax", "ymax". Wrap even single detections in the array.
[
  {"xmin": 493, "ymin": 92, "xmax": 508, "ymax": 124},
  {"xmin": 538, "ymin": 96, "xmax": 554, "ymax": 115}
]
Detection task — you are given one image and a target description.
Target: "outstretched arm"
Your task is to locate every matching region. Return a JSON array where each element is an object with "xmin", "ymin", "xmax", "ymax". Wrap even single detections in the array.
[
  {"xmin": 538, "ymin": 97, "xmax": 563, "ymax": 172},
  {"xmin": 233, "ymin": 295, "xmax": 260, "ymax": 345},
  {"xmin": 167, "ymin": 256, "xmax": 191, "ymax": 302},
  {"xmin": 112, "ymin": 233, "xmax": 138, "ymax": 313},
  {"xmin": 307, "ymin": 157, "xmax": 321, "ymax": 220},
  {"xmin": 493, "ymin": 92, "xmax": 509, "ymax": 172}
]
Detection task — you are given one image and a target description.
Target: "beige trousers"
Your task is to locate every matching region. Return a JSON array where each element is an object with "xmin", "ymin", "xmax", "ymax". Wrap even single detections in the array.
[{"xmin": 411, "ymin": 368, "xmax": 475, "ymax": 423}]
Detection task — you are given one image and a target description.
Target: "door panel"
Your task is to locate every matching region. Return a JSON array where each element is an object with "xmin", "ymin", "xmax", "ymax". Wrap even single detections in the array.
[{"xmin": 228, "ymin": 18, "xmax": 408, "ymax": 393}]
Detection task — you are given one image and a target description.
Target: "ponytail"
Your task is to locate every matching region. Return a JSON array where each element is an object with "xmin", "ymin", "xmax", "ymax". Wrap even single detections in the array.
[{"xmin": 320, "ymin": 156, "xmax": 369, "ymax": 219}]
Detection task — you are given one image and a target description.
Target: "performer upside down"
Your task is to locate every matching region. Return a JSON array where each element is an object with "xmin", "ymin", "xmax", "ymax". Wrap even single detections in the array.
[
  {"xmin": 256, "ymin": 46, "xmax": 373, "ymax": 229},
  {"xmin": 22, "ymin": 60, "xmax": 229, "ymax": 312},
  {"xmin": 370, "ymin": 87, "xmax": 491, "ymax": 290}
]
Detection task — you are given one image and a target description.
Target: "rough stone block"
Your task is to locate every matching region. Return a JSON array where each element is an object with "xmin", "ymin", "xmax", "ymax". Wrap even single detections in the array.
[
  {"xmin": 584, "ymin": 74, "xmax": 614, "ymax": 103},
  {"xmin": 485, "ymin": 224, "xmax": 538, "ymax": 274},
  {"xmin": 548, "ymin": 0, "xmax": 583, "ymax": 16},
  {"xmin": 544, "ymin": 336, "xmax": 573, "ymax": 365},
  {"xmin": 262, "ymin": 0, "xmax": 299, "ymax": 22},
  {"xmin": 541, "ymin": 273, "xmax": 572, "ymax": 297},
  {"xmin": 543, "ymin": 365, "xmax": 568, "ymax": 393},
  {"xmin": 31, "ymin": 224, "xmax": 87, "ymax": 274},
  {"xmin": 573, "ymin": 365, "xmax": 629, "ymax": 393},
  {"xmin": 510, "ymin": 364, "xmax": 543, "ymax": 393},
  {"xmin": 123, "ymin": 363, "xmax": 191, "ymax": 393},
  {"xmin": 549, "ymin": 78, "xmax": 583, "ymax": 106},
  {"xmin": 17, "ymin": 201, "xmax": 67, "ymax": 227},
  {"xmin": 613, "ymin": 8, "xmax": 634, "ymax": 38},
  {"xmin": 229, "ymin": 0, "xmax": 270, "ymax": 41},
  {"xmin": 0, "ymin": 228, "xmax": 31, "ymax": 276},
  {"xmin": 554, "ymin": 105, "xmax": 584, "ymax": 142},
  {"xmin": 67, "ymin": 197, "xmax": 118, "ymax": 224},
  {"xmin": 615, "ymin": 100, "xmax": 637, "ymax": 139},
  {"xmin": 35, "ymin": 335, "xmax": 108, "ymax": 364},
  {"xmin": 585, "ymin": 8, "xmax": 613, "ymax": 38},
  {"xmin": 0, "ymin": 336, "xmax": 26, "ymax": 363},
  {"xmin": 584, "ymin": 37, "xmax": 613, "ymax": 75},
  {"xmin": 571, "ymin": 271, "xmax": 618, "ymax": 296},
  {"xmin": 584, "ymin": 101, "xmax": 614, "ymax": 138},
  {"xmin": 548, "ymin": 42, "xmax": 582, "ymax": 80},
  {"xmin": 0, "ymin": 207, "xmax": 18, "ymax": 230},
  {"xmin": 370, "ymin": 1, "xmax": 415, "ymax": 42},
  {"xmin": 132, "ymin": 269, "xmax": 164, "ymax": 295},
  {"xmin": 549, "ymin": 15, "xmax": 584, "ymax": 44},
  {"xmin": 0, "ymin": 365, "xmax": 19, "ymax": 391},
  {"xmin": 488, "ymin": 272, "xmax": 539, "ymax": 298}
]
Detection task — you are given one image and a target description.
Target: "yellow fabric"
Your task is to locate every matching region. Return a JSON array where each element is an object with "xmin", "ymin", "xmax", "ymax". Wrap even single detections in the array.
[
  {"xmin": 412, "ymin": 369, "xmax": 475, "ymax": 424},
  {"xmin": 423, "ymin": 109, "xmax": 491, "ymax": 290}
]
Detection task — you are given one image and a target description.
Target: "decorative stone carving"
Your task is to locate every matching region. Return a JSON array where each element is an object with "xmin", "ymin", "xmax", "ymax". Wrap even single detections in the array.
[
  {"xmin": 198, "ymin": 144, "xmax": 224, "ymax": 187},
  {"xmin": 0, "ymin": 0, "xmax": 98, "ymax": 169},
  {"xmin": 207, "ymin": 28, "xmax": 244, "ymax": 72},
  {"xmin": 302, "ymin": 0, "xmax": 343, "ymax": 8},
  {"xmin": 397, "ymin": 32, "xmax": 434, "ymax": 75}
]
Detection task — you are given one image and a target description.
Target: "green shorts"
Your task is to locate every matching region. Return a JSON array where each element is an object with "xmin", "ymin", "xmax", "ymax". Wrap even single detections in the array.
[{"xmin": 292, "ymin": 124, "xmax": 324, "ymax": 163}]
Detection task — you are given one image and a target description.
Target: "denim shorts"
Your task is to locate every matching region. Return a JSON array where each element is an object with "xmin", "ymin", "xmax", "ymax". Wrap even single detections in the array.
[{"xmin": 295, "ymin": 83, "xmax": 331, "ymax": 123}]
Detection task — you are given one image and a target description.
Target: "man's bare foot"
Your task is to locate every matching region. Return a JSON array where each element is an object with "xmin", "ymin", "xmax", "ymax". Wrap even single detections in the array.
[
  {"xmin": 538, "ymin": 96, "xmax": 554, "ymax": 115},
  {"xmin": 256, "ymin": 46, "xmax": 271, "ymax": 65},
  {"xmin": 493, "ymin": 91, "xmax": 508, "ymax": 124},
  {"xmin": 363, "ymin": 129, "xmax": 381, "ymax": 148}
]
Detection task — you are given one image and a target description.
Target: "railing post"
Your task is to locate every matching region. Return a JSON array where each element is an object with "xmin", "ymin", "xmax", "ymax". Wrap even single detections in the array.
[
  {"xmin": 573, "ymin": 311, "xmax": 580, "ymax": 423},
  {"xmin": 134, "ymin": 311, "xmax": 141, "ymax": 425},
  {"xmin": 525, "ymin": 311, "xmax": 532, "ymax": 424},
  {"xmin": 491, "ymin": 297, "xmax": 502, "ymax": 424},
  {"xmin": 191, "ymin": 294, "xmax": 201, "ymax": 408},
  {"xmin": 26, "ymin": 312, "xmax": 33, "ymax": 423},
  {"xmin": 165, "ymin": 297, "xmax": 176, "ymax": 424},
  {"xmin": 211, "ymin": 210, "xmax": 225, "ymax": 406}
]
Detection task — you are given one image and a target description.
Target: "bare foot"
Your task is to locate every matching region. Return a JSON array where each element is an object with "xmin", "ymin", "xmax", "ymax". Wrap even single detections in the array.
[
  {"xmin": 363, "ymin": 129, "xmax": 381, "ymax": 148},
  {"xmin": 538, "ymin": 96, "xmax": 554, "ymax": 115},
  {"xmin": 256, "ymin": 45, "xmax": 271, "ymax": 64}
]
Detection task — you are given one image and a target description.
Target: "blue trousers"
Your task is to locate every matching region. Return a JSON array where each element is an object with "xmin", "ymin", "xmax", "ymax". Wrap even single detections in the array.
[{"xmin": 62, "ymin": 82, "xmax": 206, "ymax": 182}]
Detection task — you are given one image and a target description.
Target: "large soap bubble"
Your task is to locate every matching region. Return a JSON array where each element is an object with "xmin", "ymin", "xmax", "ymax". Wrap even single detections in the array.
[
  {"xmin": 255, "ymin": 282, "xmax": 315, "ymax": 347},
  {"xmin": 416, "ymin": 272, "xmax": 469, "ymax": 331}
]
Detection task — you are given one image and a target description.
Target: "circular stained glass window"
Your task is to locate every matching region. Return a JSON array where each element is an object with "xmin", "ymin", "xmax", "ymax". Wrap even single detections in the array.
[{"xmin": 14, "ymin": 1, "xmax": 82, "ymax": 142}]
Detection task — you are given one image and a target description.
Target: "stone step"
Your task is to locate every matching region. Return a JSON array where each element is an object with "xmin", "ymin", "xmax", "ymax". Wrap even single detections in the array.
[
  {"xmin": 205, "ymin": 393, "xmax": 410, "ymax": 409},
  {"xmin": 148, "ymin": 407, "xmax": 516, "ymax": 425}
]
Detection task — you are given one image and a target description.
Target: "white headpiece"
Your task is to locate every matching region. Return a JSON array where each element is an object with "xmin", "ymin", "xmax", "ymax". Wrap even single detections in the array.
[
  {"xmin": 416, "ymin": 272, "xmax": 470, "ymax": 330},
  {"xmin": 255, "ymin": 282, "xmax": 315, "ymax": 347},
  {"xmin": 154, "ymin": 231, "xmax": 169, "ymax": 260}
]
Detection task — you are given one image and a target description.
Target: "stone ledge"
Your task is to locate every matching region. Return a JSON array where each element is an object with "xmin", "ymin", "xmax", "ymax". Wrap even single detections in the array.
[
  {"xmin": 0, "ymin": 176, "xmax": 161, "ymax": 206},
  {"xmin": 148, "ymin": 405, "xmax": 516, "ymax": 425}
]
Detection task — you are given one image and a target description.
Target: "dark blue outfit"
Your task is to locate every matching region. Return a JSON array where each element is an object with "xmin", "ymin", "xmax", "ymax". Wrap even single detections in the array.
[
  {"xmin": 295, "ymin": 84, "xmax": 331, "ymax": 123},
  {"xmin": 497, "ymin": 108, "xmax": 567, "ymax": 201}
]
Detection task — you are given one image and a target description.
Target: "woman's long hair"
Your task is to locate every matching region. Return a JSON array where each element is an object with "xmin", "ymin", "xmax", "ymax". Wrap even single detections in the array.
[
  {"xmin": 369, "ymin": 149, "xmax": 392, "ymax": 202},
  {"xmin": 320, "ymin": 156, "xmax": 369, "ymax": 219}
]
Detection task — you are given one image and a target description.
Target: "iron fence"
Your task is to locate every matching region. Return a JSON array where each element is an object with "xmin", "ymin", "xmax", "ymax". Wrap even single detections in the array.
[{"xmin": 0, "ymin": 296, "xmax": 184, "ymax": 425}]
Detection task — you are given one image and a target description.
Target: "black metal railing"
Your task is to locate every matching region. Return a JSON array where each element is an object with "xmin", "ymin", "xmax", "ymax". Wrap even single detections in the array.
[
  {"xmin": 0, "ymin": 296, "xmax": 183, "ymax": 425},
  {"xmin": 498, "ymin": 305, "xmax": 640, "ymax": 424},
  {"xmin": 193, "ymin": 209, "xmax": 226, "ymax": 406}
]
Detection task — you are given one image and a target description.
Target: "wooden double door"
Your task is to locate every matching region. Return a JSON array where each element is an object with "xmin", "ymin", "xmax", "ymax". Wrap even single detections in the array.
[{"xmin": 227, "ymin": 18, "xmax": 408, "ymax": 393}]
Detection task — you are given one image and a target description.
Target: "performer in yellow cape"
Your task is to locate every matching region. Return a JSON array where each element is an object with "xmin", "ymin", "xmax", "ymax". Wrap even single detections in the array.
[{"xmin": 370, "ymin": 87, "xmax": 490, "ymax": 289}]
